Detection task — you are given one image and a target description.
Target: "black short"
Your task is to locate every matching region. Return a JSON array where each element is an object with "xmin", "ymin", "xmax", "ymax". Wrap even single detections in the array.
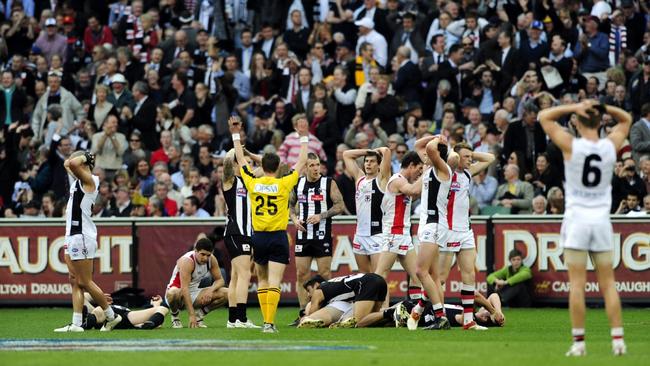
[
  {"xmin": 112, "ymin": 305, "xmax": 134, "ymax": 329},
  {"xmin": 355, "ymin": 273, "xmax": 387, "ymax": 302},
  {"xmin": 225, "ymin": 235, "xmax": 252, "ymax": 259},
  {"xmin": 252, "ymin": 231, "xmax": 290, "ymax": 265},
  {"xmin": 294, "ymin": 239, "xmax": 332, "ymax": 258}
]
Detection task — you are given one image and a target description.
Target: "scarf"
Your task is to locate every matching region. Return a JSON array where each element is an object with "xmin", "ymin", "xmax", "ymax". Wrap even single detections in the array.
[
  {"xmin": 355, "ymin": 56, "xmax": 376, "ymax": 86},
  {"xmin": 609, "ymin": 24, "xmax": 627, "ymax": 66}
]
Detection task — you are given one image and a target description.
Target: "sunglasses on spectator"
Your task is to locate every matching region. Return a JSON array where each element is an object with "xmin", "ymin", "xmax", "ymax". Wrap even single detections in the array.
[
  {"xmin": 396, "ymin": 150, "xmax": 407, "ymax": 154},
  {"xmin": 462, "ymin": 42, "xmax": 473, "ymax": 46},
  {"xmin": 130, "ymin": 138, "xmax": 141, "ymax": 142}
]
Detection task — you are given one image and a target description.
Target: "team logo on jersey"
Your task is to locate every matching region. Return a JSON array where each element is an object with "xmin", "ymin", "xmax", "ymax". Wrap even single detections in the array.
[
  {"xmin": 323, "ymin": 243, "xmax": 330, "ymax": 247},
  {"xmin": 298, "ymin": 194, "xmax": 307, "ymax": 203},
  {"xmin": 71, "ymin": 248, "xmax": 79, "ymax": 253},
  {"xmin": 450, "ymin": 182, "xmax": 461, "ymax": 191},
  {"xmin": 311, "ymin": 194, "xmax": 324, "ymax": 201},
  {"xmin": 295, "ymin": 245, "xmax": 303, "ymax": 253},
  {"xmin": 236, "ymin": 188, "xmax": 247, "ymax": 197},
  {"xmin": 423, "ymin": 181, "xmax": 428, "ymax": 189},
  {"xmin": 398, "ymin": 245, "xmax": 409, "ymax": 251},
  {"xmin": 241, "ymin": 244, "xmax": 250, "ymax": 252},
  {"xmin": 317, "ymin": 231, "xmax": 325, "ymax": 236},
  {"xmin": 254, "ymin": 183, "xmax": 279, "ymax": 194},
  {"xmin": 446, "ymin": 242, "xmax": 461, "ymax": 248}
]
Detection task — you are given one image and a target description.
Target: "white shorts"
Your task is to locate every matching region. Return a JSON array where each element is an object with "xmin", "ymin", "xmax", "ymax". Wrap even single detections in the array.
[
  {"xmin": 437, "ymin": 227, "xmax": 475, "ymax": 253},
  {"xmin": 353, "ymin": 234, "xmax": 383, "ymax": 255},
  {"xmin": 327, "ymin": 300, "xmax": 353, "ymax": 314},
  {"xmin": 64, "ymin": 234, "xmax": 97, "ymax": 261},
  {"xmin": 381, "ymin": 234, "xmax": 414, "ymax": 256},
  {"xmin": 418, "ymin": 223, "xmax": 442, "ymax": 244},
  {"xmin": 560, "ymin": 219, "xmax": 613, "ymax": 252},
  {"xmin": 165, "ymin": 285, "xmax": 203, "ymax": 306}
]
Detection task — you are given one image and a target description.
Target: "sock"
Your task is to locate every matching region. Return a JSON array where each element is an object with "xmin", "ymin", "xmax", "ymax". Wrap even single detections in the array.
[
  {"xmin": 460, "ymin": 284, "xmax": 475, "ymax": 325},
  {"xmin": 383, "ymin": 308, "xmax": 396, "ymax": 321},
  {"xmin": 412, "ymin": 300, "xmax": 424, "ymax": 315},
  {"xmin": 299, "ymin": 308, "xmax": 306, "ymax": 317},
  {"xmin": 266, "ymin": 287, "xmax": 281, "ymax": 325},
  {"xmin": 432, "ymin": 303, "xmax": 444, "ymax": 319},
  {"xmin": 257, "ymin": 288, "xmax": 269, "ymax": 323},
  {"xmin": 611, "ymin": 327, "xmax": 624, "ymax": 345},
  {"xmin": 171, "ymin": 310, "xmax": 180, "ymax": 320},
  {"xmin": 104, "ymin": 306, "xmax": 115, "ymax": 321},
  {"xmin": 408, "ymin": 286, "xmax": 423, "ymax": 300},
  {"xmin": 143, "ymin": 313, "xmax": 165, "ymax": 329},
  {"xmin": 196, "ymin": 306, "xmax": 210, "ymax": 320},
  {"xmin": 572, "ymin": 328, "xmax": 585, "ymax": 344},
  {"xmin": 228, "ymin": 306, "xmax": 236, "ymax": 323},
  {"xmin": 422, "ymin": 290, "xmax": 429, "ymax": 301},
  {"xmin": 72, "ymin": 312, "xmax": 83, "ymax": 327},
  {"xmin": 237, "ymin": 303, "xmax": 247, "ymax": 322}
]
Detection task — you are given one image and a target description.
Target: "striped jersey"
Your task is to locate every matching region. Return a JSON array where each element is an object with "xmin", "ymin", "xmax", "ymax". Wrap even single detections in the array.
[
  {"xmin": 354, "ymin": 176, "xmax": 384, "ymax": 236},
  {"xmin": 167, "ymin": 251, "xmax": 211, "ymax": 290},
  {"xmin": 438, "ymin": 169, "xmax": 472, "ymax": 231},
  {"xmin": 419, "ymin": 165, "xmax": 452, "ymax": 225},
  {"xmin": 382, "ymin": 173, "xmax": 412, "ymax": 235},
  {"xmin": 223, "ymin": 176, "xmax": 252, "ymax": 237},
  {"xmin": 318, "ymin": 273, "xmax": 368, "ymax": 305},
  {"xmin": 295, "ymin": 176, "xmax": 333, "ymax": 241},
  {"xmin": 65, "ymin": 175, "xmax": 100, "ymax": 240}
]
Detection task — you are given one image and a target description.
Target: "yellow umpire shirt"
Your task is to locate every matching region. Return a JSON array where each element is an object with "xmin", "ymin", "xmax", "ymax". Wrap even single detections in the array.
[{"xmin": 240, "ymin": 165, "xmax": 299, "ymax": 232}]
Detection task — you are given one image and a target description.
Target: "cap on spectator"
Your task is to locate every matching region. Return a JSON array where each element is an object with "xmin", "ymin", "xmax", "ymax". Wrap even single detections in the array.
[
  {"xmin": 192, "ymin": 183, "xmax": 207, "ymax": 191},
  {"xmin": 461, "ymin": 98, "xmax": 478, "ymax": 109},
  {"xmin": 45, "ymin": 18, "xmax": 57, "ymax": 27},
  {"xmin": 63, "ymin": 16, "xmax": 74, "ymax": 25},
  {"xmin": 47, "ymin": 70, "xmax": 63, "ymax": 78},
  {"xmin": 111, "ymin": 73, "xmax": 127, "ymax": 84},
  {"xmin": 543, "ymin": 16, "xmax": 552, "ymax": 24},
  {"xmin": 210, "ymin": 150, "xmax": 226, "ymax": 159},
  {"xmin": 621, "ymin": 0, "xmax": 634, "ymax": 7},
  {"xmin": 586, "ymin": 15, "xmax": 600, "ymax": 25},
  {"xmin": 179, "ymin": 11, "xmax": 193, "ymax": 24},
  {"xmin": 354, "ymin": 18, "xmax": 375, "ymax": 29},
  {"xmin": 30, "ymin": 45, "xmax": 42, "ymax": 55},
  {"xmin": 531, "ymin": 20, "xmax": 543, "ymax": 30}
]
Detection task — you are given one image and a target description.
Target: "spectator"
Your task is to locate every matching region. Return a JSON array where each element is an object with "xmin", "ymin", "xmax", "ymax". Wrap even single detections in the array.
[
  {"xmin": 152, "ymin": 181, "xmax": 178, "ymax": 216},
  {"xmin": 531, "ymin": 153, "xmax": 562, "ymax": 197},
  {"xmin": 502, "ymin": 103, "xmax": 547, "ymax": 174},
  {"xmin": 87, "ymin": 84, "xmax": 118, "ymax": 129},
  {"xmin": 389, "ymin": 12, "xmax": 424, "ymax": 64},
  {"xmin": 493, "ymin": 164, "xmax": 534, "ymax": 214},
  {"xmin": 392, "ymin": 46, "xmax": 421, "ymax": 105},
  {"xmin": 108, "ymin": 73, "xmax": 135, "ymax": 115},
  {"xmin": 33, "ymin": 18, "xmax": 66, "ymax": 63},
  {"xmin": 575, "ymin": 16, "xmax": 609, "ymax": 86},
  {"xmin": 181, "ymin": 195, "xmax": 210, "ymax": 218},
  {"xmin": 310, "ymin": 100, "xmax": 339, "ymax": 171},
  {"xmin": 615, "ymin": 192, "xmax": 642, "ymax": 215},
  {"xmin": 150, "ymin": 130, "xmax": 172, "ymax": 167},
  {"xmin": 284, "ymin": 9, "xmax": 310, "ymax": 60},
  {"xmin": 437, "ymin": 44, "xmax": 464, "ymax": 104},
  {"xmin": 111, "ymin": 185, "xmax": 132, "ymax": 217},
  {"xmin": 612, "ymin": 158, "xmax": 647, "ymax": 211},
  {"xmin": 630, "ymin": 103, "xmax": 650, "ymax": 164},
  {"xmin": 361, "ymin": 75, "xmax": 399, "ymax": 134},
  {"xmin": 640, "ymin": 155, "xmax": 650, "ymax": 194},
  {"xmin": 532, "ymin": 195, "xmax": 547, "ymax": 215},
  {"xmin": 626, "ymin": 194, "xmax": 650, "ymax": 216},
  {"xmin": 470, "ymin": 169, "xmax": 498, "ymax": 211},
  {"xmin": 166, "ymin": 72, "xmax": 196, "ymax": 127},
  {"xmin": 84, "ymin": 15, "xmax": 113, "ymax": 54},
  {"xmin": 1, "ymin": 70, "xmax": 27, "ymax": 126},
  {"xmin": 91, "ymin": 114, "xmax": 128, "ymax": 178},
  {"xmin": 125, "ymin": 81, "xmax": 158, "ymax": 151},
  {"xmin": 464, "ymin": 108, "xmax": 482, "ymax": 148},
  {"xmin": 354, "ymin": 17, "xmax": 387, "ymax": 68},
  {"xmin": 278, "ymin": 113, "xmax": 327, "ymax": 166},
  {"xmin": 487, "ymin": 249, "xmax": 533, "ymax": 307},
  {"xmin": 31, "ymin": 71, "xmax": 85, "ymax": 142}
]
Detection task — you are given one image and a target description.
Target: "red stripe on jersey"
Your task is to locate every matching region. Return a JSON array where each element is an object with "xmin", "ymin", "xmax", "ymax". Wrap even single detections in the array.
[
  {"xmin": 391, "ymin": 194, "xmax": 406, "ymax": 234},
  {"xmin": 447, "ymin": 173, "xmax": 457, "ymax": 229},
  {"xmin": 170, "ymin": 272, "xmax": 180, "ymax": 289},
  {"xmin": 356, "ymin": 176, "xmax": 366, "ymax": 191}
]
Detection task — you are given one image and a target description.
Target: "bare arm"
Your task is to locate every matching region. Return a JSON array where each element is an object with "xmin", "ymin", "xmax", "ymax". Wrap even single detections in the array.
[
  {"xmin": 537, "ymin": 103, "xmax": 581, "ymax": 156},
  {"xmin": 306, "ymin": 179, "xmax": 345, "ymax": 224},
  {"xmin": 228, "ymin": 116, "xmax": 250, "ymax": 171},
  {"xmin": 289, "ymin": 190, "xmax": 306, "ymax": 232},
  {"xmin": 605, "ymin": 105, "xmax": 633, "ymax": 151},
  {"xmin": 64, "ymin": 153, "xmax": 96, "ymax": 191},
  {"xmin": 244, "ymin": 148, "xmax": 263, "ymax": 164},
  {"xmin": 391, "ymin": 175, "xmax": 423, "ymax": 197},
  {"xmin": 342, "ymin": 149, "xmax": 368, "ymax": 181},
  {"xmin": 306, "ymin": 289, "xmax": 324, "ymax": 315},
  {"xmin": 426, "ymin": 137, "xmax": 450, "ymax": 181},
  {"xmin": 292, "ymin": 119, "xmax": 310, "ymax": 173},
  {"xmin": 468, "ymin": 151, "xmax": 496, "ymax": 176},
  {"xmin": 414, "ymin": 135, "xmax": 436, "ymax": 163},
  {"xmin": 377, "ymin": 147, "xmax": 392, "ymax": 187},
  {"xmin": 208, "ymin": 256, "xmax": 225, "ymax": 290},
  {"xmin": 178, "ymin": 258, "xmax": 198, "ymax": 327}
]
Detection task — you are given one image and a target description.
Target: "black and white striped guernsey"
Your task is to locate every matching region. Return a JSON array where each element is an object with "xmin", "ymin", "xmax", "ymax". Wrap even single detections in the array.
[
  {"xmin": 65, "ymin": 176, "xmax": 99, "ymax": 239},
  {"xmin": 223, "ymin": 176, "xmax": 252, "ymax": 237},
  {"xmin": 295, "ymin": 176, "xmax": 333, "ymax": 241}
]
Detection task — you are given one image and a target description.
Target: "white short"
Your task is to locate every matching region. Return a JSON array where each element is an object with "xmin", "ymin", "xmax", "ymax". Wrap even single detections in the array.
[
  {"xmin": 64, "ymin": 234, "xmax": 97, "ymax": 261},
  {"xmin": 352, "ymin": 234, "xmax": 383, "ymax": 255},
  {"xmin": 560, "ymin": 218, "xmax": 613, "ymax": 252},
  {"xmin": 437, "ymin": 227, "xmax": 475, "ymax": 253},
  {"xmin": 327, "ymin": 300, "xmax": 353, "ymax": 314},
  {"xmin": 165, "ymin": 285, "xmax": 203, "ymax": 306},
  {"xmin": 418, "ymin": 223, "xmax": 442, "ymax": 244},
  {"xmin": 381, "ymin": 234, "xmax": 414, "ymax": 256}
]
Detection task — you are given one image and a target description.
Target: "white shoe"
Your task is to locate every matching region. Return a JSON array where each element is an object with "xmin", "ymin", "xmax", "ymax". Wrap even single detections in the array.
[
  {"xmin": 565, "ymin": 342, "xmax": 586, "ymax": 357},
  {"xmin": 407, "ymin": 309, "xmax": 421, "ymax": 331},
  {"xmin": 393, "ymin": 303, "xmax": 409, "ymax": 328},
  {"xmin": 262, "ymin": 323, "xmax": 279, "ymax": 333},
  {"xmin": 54, "ymin": 324, "xmax": 84, "ymax": 333},
  {"xmin": 462, "ymin": 321, "xmax": 488, "ymax": 331},
  {"xmin": 613, "ymin": 341, "xmax": 626, "ymax": 356},
  {"xmin": 171, "ymin": 319, "xmax": 183, "ymax": 329},
  {"xmin": 297, "ymin": 318, "xmax": 324, "ymax": 329},
  {"xmin": 100, "ymin": 314, "xmax": 123, "ymax": 332},
  {"xmin": 226, "ymin": 321, "xmax": 236, "ymax": 328},
  {"xmin": 196, "ymin": 319, "xmax": 208, "ymax": 328},
  {"xmin": 235, "ymin": 320, "xmax": 261, "ymax": 329}
]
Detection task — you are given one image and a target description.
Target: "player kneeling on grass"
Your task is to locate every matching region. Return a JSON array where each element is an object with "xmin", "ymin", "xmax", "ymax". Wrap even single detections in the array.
[
  {"xmin": 83, "ymin": 295, "xmax": 169, "ymax": 330},
  {"xmin": 298, "ymin": 273, "xmax": 387, "ymax": 329},
  {"xmin": 165, "ymin": 236, "xmax": 228, "ymax": 328}
]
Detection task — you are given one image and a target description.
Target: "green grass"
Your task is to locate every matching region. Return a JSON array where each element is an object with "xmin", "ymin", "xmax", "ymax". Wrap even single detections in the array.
[{"xmin": 1, "ymin": 307, "xmax": 649, "ymax": 366}]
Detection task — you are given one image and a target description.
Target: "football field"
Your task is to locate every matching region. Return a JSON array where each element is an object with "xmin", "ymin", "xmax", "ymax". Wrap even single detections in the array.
[{"xmin": 0, "ymin": 307, "xmax": 649, "ymax": 366}]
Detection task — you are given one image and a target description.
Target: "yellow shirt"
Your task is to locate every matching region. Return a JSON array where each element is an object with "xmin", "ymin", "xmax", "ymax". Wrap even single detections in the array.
[{"xmin": 240, "ymin": 166, "xmax": 299, "ymax": 232}]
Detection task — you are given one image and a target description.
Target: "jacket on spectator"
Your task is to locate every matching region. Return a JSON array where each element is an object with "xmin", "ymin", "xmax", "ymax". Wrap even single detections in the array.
[
  {"xmin": 0, "ymin": 85, "xmax": 28, "ymax": 124},
  {"xmin": 129, "ymin": 96, "xmax": 159, "ymax": 151},
  {"xmin": 31, "ymin": 87, "xmax": 85, "ymax": 142},
  {"xmin": 493, "ymin": 180, "xmax": 535, "ymax": 214},
  {"xmin": 502, "ymin": 120, "xmax": 547, "ymax": 172},
  {"xmin": 91, "ymin": 131, "xmax": 128, "ymax": 171},
  {"xmin": 393, "ymin": 60, "xmax": 421, "ymax": 105},
  {"xmin": 630, "ymin": 119, "xmax": 650, "ymax": 164}
]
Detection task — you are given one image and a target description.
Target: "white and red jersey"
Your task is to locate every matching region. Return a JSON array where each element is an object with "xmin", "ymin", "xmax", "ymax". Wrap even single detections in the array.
[
  {"xmin": 419, "ymin": 165, "xmax": 452, "ymax": 226},
  {"xmin": 167, "ymin": 251, "xmax": 211, "ymax": 290},
  {"xmin": 438, "ymin": 169, "xmax": 471, "ymax": 231},
  {"xmin": 355, "ymin": 176, "xmax": 385, "ymax": 236},
  {"xmin": 382, "ymin": 174, "xmax": 412, "ymax": 236}
]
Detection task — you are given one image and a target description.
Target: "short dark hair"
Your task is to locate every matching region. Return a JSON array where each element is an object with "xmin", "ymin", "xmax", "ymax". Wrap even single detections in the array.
[
  {"xmin": 453, "ymin": 142, "xmax": 474, "ymax": 153},
  {"xmin": 576, "ymin": 107, "xmax": 603, "ymax": 129},
  {"xmin": 173, "ymin": 71, "xmax": 188, "ymax": 87},
  {"xmin": 431, "ymin": 34, "xmax": 444, "ymax": 47},
  {"xmin": 400, "ymin": 151, "xmax": 422, "ymax": 169},
  {"xmin": 195, "ymin": 238, "xmax": 214, "ymax": 252},
  {"xmin": 307, "ymin": 152, "xmax": 319, "ymax": 161},
  {"xmin": 303, "ymin": 275, "xmax": 326, "ymax": 290},
  {"xmin": 449, "ymin": 44, "xmax": 463, "ymax": 55},
  {"xmin": 185, "ymin": 195, "xmax": 199, "ymax": 208},
  {"xmin": 509, "ymin": 248, "xmax": 523, "ymax": 260},
  {"xmin": 262, "ymin": 153, "xmax": 281, "ymax": 173},
  {"xmin": 641, "ymin": 103, "xmax": 650, "ymax": 117},
  {"xmin": 365, "ymin": 150, "xmax": 382, "ymax": 164}
]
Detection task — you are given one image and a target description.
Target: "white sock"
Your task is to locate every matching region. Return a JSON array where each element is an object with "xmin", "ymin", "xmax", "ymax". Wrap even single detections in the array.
[
  {"xmin": 72, "ymin": 312, "xmax": 83, "ymax": 327},
  {"xmin": 611, "ymin": 327, "xmax": 624, "ymax": 345},
  {"xmin": 572, "ymin": 328, "xmax": 585, "ymax": 345},
  {"xmin": 104, "ymin": 306, "xmax": 115, "ymax": 321},
  {"xmin": 171, "ymin": 310, "xmax": 180, "ymax": 320}
]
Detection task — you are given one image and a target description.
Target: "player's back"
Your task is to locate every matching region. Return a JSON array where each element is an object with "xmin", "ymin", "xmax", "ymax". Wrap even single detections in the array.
[{"xmin": 564, "ymin": 137, "xmax": 616, "ymax": 222}]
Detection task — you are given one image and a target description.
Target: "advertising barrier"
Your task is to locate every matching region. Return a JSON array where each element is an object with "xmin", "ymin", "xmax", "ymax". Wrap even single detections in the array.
[{"xmin": 492, "ymin": 216, "xmax": 650, "ymax": 302}]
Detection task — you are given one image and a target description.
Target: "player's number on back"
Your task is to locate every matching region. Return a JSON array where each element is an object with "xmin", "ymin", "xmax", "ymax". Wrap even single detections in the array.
[
  {"xmin": 255, "ymin": 195, "xmax": 278, "ymax": 216},
  {"xmin": 582, "ymin": 154, "xmax": 602, "ymax": 187}
]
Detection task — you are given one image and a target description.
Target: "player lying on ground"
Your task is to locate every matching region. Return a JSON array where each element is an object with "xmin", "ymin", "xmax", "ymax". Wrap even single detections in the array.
[
  {"xmin": 165, "ymin": 235, "xmax": 228, "ymax": 328},
  {"xmin": 297, "ymin": 273, "xmax": 387, "ymax": 328},
  {"xmin": 83, "ymin": 294, "xmax": 169, "ymax": 330},
  {"xmin": 356, "ymin": 292, "xmax": 505, "ymax": 329}
]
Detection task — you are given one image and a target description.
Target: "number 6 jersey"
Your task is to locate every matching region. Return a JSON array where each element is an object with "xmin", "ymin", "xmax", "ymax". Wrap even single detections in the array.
[{"xmin": 564, "ymin": 138, "xmax": 616, "ymax": 223}]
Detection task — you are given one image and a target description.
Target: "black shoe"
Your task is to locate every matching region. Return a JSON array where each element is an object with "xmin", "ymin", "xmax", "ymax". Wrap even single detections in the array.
[
  {"xmin": 139, "ymin": 321, "xmax": 157, "ymax": 330},
  {"xmin": 422, "ymin": 316, "xmax": 451, "ymax": 330},
  {"xmin": 288, "ymin": 316, "xmax": 301, "ymax": 327}
]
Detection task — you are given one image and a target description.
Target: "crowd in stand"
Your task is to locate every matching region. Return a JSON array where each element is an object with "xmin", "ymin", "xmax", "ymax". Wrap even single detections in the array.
[{"xmin": 0, "ymin": 0, "xmax": 649, "ymax": 219}]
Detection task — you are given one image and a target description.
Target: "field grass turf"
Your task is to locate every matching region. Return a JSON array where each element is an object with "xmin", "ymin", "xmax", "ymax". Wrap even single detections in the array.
[{"xmin": 0, "ymin": 307, "xmax": 649, "ymax": 366}]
